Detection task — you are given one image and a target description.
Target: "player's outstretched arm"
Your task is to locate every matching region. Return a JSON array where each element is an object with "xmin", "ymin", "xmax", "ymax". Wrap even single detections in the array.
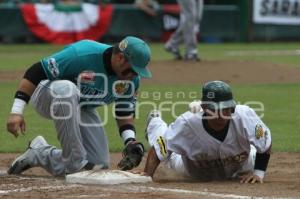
[
  {"xmin": 240, "ymin": 145, "xmax": 272, "ymax": 184},
  {"xmin": 7, "ymin": 79, "xmax": 37, "ymax": 138},
  {"xmin": 7, "ymin": 62, "xmax": 47, "ymax": 137},
  {"xmin": 143, "ymin": 146, "xmax": 161, "ymax": 178},
  {"xmin": 116, "ymin": 117, "xmax": 145, "ymax": 171}
]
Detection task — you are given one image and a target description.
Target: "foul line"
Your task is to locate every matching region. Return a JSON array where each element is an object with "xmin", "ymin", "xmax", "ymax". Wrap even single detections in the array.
[
  {"xmin": 0, "ymin": 170, "xmax": 297, "ymax": 199},
  {"xmin": 226, "ymin": 50, "xmax": 300, "ymax": 56},
  {"xmin": 125, "ymin": 185, "xmax": 251, "ymax": 199},
  {"xmin": 0, "ymin": 169, "xmax": 7, "ymax": 176},
  {"xmin": 0, "ymin": 185, "xmax": 82, "ymax": 195},
  {"xmin": 124, "ymin": 185, "xmax": 297, "ymax": 199}
]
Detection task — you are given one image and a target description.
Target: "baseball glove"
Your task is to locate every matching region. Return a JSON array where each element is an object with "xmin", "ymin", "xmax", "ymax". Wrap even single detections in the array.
[{"xmin": 117, "ymin": 141, "xmax": 145, "ymax": 171}]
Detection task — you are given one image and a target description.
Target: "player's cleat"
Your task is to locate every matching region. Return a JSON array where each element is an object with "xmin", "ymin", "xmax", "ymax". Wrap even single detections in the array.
[
  {"xmin": 145, "ymin": 110, "xmax": 161, "ymax": 141},
  {"xmin": 66, "ymin": 162, "xmax": 108, "ymax": 175},
  {"xmin": 184, "ymin": 53, "xmax": 200, "ymax": 62},
  {"xmin": 7, "ymin": 135, "xmax": 48, "ymax": 175},
  {"xmin": 83, "ymin": 162, "xmax": 108, "ymax": 171},
  {"xmin": 164, "ymin": 44, "xmax": 182, "ymax": 60}
]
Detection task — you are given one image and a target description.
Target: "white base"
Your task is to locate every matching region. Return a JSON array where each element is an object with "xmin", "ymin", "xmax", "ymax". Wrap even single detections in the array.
[{"xmin": 66, "ymin": 170, "xmax": 152, "ymax": 185}]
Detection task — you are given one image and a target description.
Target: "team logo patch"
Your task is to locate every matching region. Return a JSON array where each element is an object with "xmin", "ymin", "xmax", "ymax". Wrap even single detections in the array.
[
  {"xmin": 119, "ymin": 39, "xmax": 128, "ymax": 52},
  {"xmin": 114, "ymin": 81, "xmax": 129, "ymax": 95},
  {"xmin": 79, "ymin": 71, "xmax": 95, "ymax": 84},
  {"xmin": 233, "ymin": 152, "xmax": 248, "ymax": 163},
  {"xmin": 47, "ymin": 58, "xmax": 59, "ymax": 78},
  {"xmin": 255, "ymin": 124, "xmax": 265, "ymax": 139}
]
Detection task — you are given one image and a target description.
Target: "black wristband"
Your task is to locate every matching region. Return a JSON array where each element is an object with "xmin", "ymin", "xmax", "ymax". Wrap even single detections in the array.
[
  {"xmin": 254, "ymin": 152, "xmax": 270, "ymax": 171},
  {"xmin": 15, "ymin": 91, "xmax": 31, "ymax": 103}
]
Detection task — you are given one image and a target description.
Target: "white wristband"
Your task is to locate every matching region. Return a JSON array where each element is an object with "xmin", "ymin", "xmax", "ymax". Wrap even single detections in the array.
[
  {"xmin": 11, "ymin": 98, "xmax": 26, "ymax": 115},
  {"xmin": 254, "ymin": 169, "xmax": 265, "ymax": 179},
  {"xmin": 121, "ymin": 129, "xmax": 135, "ymax": 143}
]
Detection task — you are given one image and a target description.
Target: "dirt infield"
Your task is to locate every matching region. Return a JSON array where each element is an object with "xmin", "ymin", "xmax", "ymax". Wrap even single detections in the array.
[
  {"xmin": 1, "ymin": 59, "xmax": 300, "ymax": 198},
  {"xmin": 141, "ymin": 59, "xmax": 300, "ymax": 85},
  {"xmin": 1, "ymin": 152, "xmax": 300, "ymax": 198},
  {"xmin": 1, "ymin": 60, "xmax": 300, "ymax": 84}
]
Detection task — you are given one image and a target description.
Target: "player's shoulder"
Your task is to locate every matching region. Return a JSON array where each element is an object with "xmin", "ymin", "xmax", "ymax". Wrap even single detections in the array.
[
  {"xmin": 233, "ymin": 105, "xmax": 257, "ymax": 119},
  {"xmin": 167, "ymin": 111, "xmax": 199, "ymax": 137},
  {"xmin": 178, "ymin": 111, "xmax": 202, "ymax": 125},
  {"xmin": 181, "ymin": 111, "xmax": 198, "ymax": 119},
  {"xmin": 72, "ymin": 39, "xmax": 101, "ymax": 45},
  {"xmin": 235, "ymin": 105, "xmax": 255, "ymax": 113},
  {"xmin": 70, "ymin": 40, "xmax": 111, "ymax": 52}
]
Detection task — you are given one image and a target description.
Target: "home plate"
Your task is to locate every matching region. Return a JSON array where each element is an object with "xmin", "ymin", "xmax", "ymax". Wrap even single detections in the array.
[{"xmin": 66, "ymin": 170, "xmax": 152, "ymax": 185}]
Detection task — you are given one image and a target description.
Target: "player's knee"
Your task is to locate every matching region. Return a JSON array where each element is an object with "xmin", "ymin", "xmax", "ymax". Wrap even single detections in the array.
[{"xmin": 50, "ymin": 80, "xmax": 79, "ymax": 99}]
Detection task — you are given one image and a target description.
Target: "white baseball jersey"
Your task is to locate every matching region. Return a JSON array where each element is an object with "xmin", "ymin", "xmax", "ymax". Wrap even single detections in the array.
[{"xmin": 150, "ymin": 105, "xmax": 271, "ymax": 180}]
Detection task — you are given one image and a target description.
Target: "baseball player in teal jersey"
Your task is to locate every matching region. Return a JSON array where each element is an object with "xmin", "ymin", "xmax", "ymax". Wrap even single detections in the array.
[
  {"xmin": 142, "ymin": 81, "xmax": 272, "ymax": 183},
  {"xmin": 7, "ymin": 36, "xmax": 151, "ymax": 176}
]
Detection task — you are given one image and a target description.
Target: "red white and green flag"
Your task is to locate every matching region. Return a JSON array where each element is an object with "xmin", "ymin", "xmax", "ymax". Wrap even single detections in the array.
[{"xmin": 21, "ymin": 3, "xmax": 113, "ymax": 44}]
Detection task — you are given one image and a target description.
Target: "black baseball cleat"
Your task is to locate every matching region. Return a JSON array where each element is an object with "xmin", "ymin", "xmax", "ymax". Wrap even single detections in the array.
[
  {"xmin": 164, "ymin": 44, "xmax": 183, "ymax": 60},
  {"xmin": 7, "ymin": 136, "xmax": 48, "ymax": 175}
]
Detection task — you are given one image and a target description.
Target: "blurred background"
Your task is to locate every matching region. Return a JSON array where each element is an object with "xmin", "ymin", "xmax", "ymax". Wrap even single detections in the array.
[{"xmin": 1, "ymin": 0, "xmax": 299, "ymax": 44}]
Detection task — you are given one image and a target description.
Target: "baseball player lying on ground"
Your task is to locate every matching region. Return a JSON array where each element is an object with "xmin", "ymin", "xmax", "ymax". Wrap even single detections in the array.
[
  {"xmin": 6, "ymin": 36, "xmax": 150, "ymax": 176},
  {"xmin": 140, "ymin": 80, "xmax": 272, "ymax": 183}
]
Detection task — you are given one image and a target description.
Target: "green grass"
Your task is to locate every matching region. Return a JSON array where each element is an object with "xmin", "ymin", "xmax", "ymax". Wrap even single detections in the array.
[
  {"xmin": 1, "ymin": 42, "xmax": 300, "ymax": 70},
  {"xmin": 1, "ymin": 82, "xmax": 300, "ymax": 152},
  {"xmin": 152, "ymin": 42, "xmax": 300, "ymax": 66},
  {"xmin": 0, "ymin": 44, "xmax": 63, "ymax": 71},
  {"xmin": 1, "ymin": 43, "xmax": 300, "ymax": 152}
]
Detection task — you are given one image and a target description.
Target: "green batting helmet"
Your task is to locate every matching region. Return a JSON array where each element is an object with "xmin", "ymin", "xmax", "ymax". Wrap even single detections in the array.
[{"xmin": 201, "ymin": 80, "xmax": 236, "ymax": 110}]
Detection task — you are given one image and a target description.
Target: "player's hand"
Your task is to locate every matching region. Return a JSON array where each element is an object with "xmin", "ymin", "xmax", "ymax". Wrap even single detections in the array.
[
  {"xmin": 7, "ymin": 114, "xmax": 26, "ymax": 138},
  {"xmin": 239, "ymin": 173, "xmax": 263, "ymax": 184},
  {"xmin": 117, "ymin": 141, "xmax": 144, "ymax": 171}
]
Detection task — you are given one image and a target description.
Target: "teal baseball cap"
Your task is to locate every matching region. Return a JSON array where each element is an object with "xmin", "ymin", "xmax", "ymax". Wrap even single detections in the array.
[{"xmin": 118, "ymin": 36, "xmax": 152, "ymax": 78}]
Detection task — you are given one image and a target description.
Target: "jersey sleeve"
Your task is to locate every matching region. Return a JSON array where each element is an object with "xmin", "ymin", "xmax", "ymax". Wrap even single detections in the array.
[
  {"xmin": 240, "ymin": 106, "xmax": 272, "ymax": 153},
  {"xmin": 114, "ymin": 77, "xmax": 140, "ymax": 118},
  {"xmin": 150, "ymin": 113, "xmax": 190, "ymax": 162},
  {"xmin": 164, "ymin": 115, "xmax": 191, "ymax": 157},
  {"xmin": 40, "ymin": 45, "xmax": 80, "ymax": 80}
]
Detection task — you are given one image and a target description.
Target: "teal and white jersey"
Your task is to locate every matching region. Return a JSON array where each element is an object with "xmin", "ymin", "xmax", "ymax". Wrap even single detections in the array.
[{"xmin": 40, "ymin": 40, "xmax": 139, "ymax": 107}]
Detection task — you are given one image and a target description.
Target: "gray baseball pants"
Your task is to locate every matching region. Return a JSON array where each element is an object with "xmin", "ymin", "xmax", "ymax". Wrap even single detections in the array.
[
  {"xmin": 30, "ymin": 80, "xmax": 109, "ymax": 176},
  {"xmin": 166, "ymin": 0, "xmax": 203, "ymax": 56}
]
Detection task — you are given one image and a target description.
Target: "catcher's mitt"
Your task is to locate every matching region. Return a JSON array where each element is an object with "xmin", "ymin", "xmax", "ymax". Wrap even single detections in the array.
[{"xmin": 117, "ymin": 141, "xmax": 144, "ymax": 171}]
